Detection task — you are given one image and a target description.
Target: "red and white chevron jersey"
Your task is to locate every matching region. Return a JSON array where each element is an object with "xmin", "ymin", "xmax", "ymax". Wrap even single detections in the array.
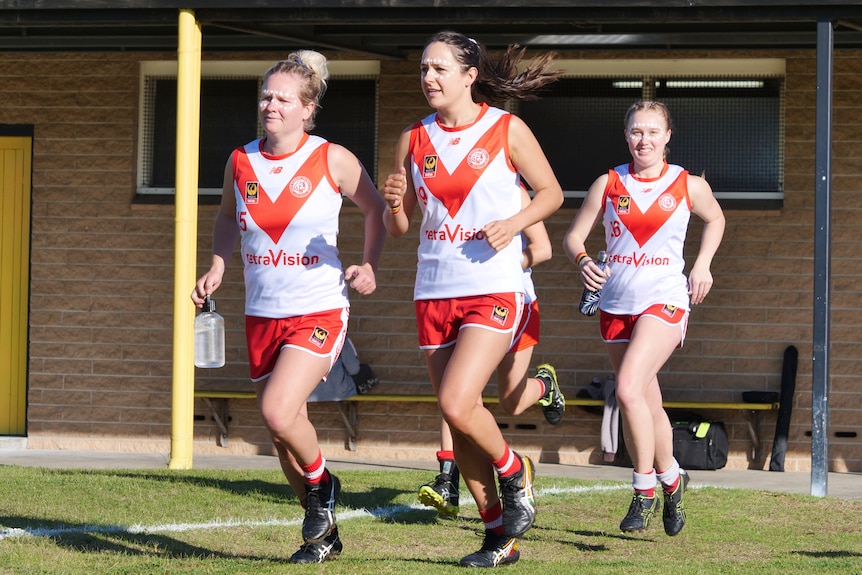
[
  {"xmin": 232, "ymin": 134, "xmax": 348, "ymax": 318},
  {"xmin": 409, "ymin": 103, "xmax": 524, "ymax": 300},
  {"xmin": 600, "ymin": 162, "xmax": 692, "ymax": 315}
]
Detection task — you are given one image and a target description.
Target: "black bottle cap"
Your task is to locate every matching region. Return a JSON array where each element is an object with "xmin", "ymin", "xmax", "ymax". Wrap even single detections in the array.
[{"xmin": 203, "ymin": 295, "xmax": 216, "ymax": 313}]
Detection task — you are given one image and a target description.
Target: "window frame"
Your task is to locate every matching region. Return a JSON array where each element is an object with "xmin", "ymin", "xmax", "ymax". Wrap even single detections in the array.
[{"xmin": 136, "ymin": 60, "xmax": 380, "ymax": 197}]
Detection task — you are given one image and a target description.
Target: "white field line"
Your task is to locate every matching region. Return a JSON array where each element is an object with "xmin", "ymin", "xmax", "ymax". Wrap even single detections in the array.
[{"xmin": 0, "ymin": 483, "xmax": 634, "ymax": 542}]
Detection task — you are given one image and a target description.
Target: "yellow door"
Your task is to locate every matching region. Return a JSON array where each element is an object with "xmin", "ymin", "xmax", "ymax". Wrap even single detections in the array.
[{"xmin": 0, "ymin": 136, "xmax": 31, "ymax": 435}]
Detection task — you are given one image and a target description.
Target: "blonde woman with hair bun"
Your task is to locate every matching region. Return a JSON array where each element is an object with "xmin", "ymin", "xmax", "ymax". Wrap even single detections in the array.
[{"xmin": 192, "ymin": 50, "xmax": 385, "ymax": 564}]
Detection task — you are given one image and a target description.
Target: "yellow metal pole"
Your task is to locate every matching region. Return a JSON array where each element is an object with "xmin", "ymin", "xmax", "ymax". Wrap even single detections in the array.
[{"xmin": 169, "ymin": 9, "xmax": 202, "ymax": 470}]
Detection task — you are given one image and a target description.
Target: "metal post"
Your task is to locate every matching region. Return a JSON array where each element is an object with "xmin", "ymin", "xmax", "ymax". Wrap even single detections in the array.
[
  {"xmin": 169, "ymin": 9, "xmax": 202, "ymax": 470},
  {"xmin": 811, "ymin": 17, "xmax": 833, "ymax": 497}
]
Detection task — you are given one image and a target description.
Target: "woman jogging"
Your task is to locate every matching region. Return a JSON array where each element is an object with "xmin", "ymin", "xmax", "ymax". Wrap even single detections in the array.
[
  {"xmin": 563, "ymin": 100, "xmax": 725, "ymax": 537},
  {"xmin": 382, "ymin": 31, "xmax": 563, "ymax": 567},
  {"xmin": 192, "ymin": 50, "xmax": 386, "ymax": 564}
]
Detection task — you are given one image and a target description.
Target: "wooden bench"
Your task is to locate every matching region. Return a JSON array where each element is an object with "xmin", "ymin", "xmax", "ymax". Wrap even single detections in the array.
[{"xmin": 194, "ymin": 390, "xmax": 778, "ymax": 458}]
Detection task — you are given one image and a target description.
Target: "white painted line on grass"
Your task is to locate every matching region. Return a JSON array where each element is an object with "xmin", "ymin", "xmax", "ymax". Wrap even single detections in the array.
[{"xmin": 0, "ymin": 483, "xmax": 631, "ymax": 541}]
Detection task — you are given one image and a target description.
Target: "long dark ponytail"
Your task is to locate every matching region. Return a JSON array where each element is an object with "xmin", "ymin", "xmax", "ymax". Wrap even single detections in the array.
[{"xmin": 424, "ymin": 31, "xmax": 562, "ymax": 104}]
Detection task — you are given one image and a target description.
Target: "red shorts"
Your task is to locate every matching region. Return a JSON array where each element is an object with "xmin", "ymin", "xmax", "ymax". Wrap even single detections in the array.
[
  {"xmin": 510, "ymin": 299, "xmax": 540, "ymax": 353},
  {"xmin": 415, "ymin": 293, "xmax": 523, "ymax": 350},
  {"xmin": 245, "ymin": 308, "xmax": 349, "ymax": 382},
  {"xmin": 600, "ymin": 303, "xmax": 688, "ymax": 346}
]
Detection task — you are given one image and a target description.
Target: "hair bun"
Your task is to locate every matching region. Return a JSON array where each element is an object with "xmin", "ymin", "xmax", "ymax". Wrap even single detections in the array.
[{"xmin": 294, "ymin": 50, "xmax": 330, "ymax": 82}]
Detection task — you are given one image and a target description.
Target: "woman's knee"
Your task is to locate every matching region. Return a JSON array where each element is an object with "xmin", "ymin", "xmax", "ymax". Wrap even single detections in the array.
[
  {"xmin": 438, "ymin": 399, "xmax": 476, "ymax": 433},
  {"xmin": 259, "ymin": 401, "xmax": 300, "ymax": 438},
  {"xmin": 614, "ymin": 379, "xmax": 645, "ymax": 411}
]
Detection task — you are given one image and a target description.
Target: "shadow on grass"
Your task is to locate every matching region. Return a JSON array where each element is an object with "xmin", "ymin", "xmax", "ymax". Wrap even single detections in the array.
[
  {"xmin": 342, "ymin": 485, "xmax": 415, "ymax": 510},
  {"xmin": 47, "ymin": 469, "xmax": 422, "ymax": 509},
  {"xmin": 528, "ymin": 522, "xmax": 653, "ymax": 552},
  {"xmin": 374, "ymin": 505, "xmax": 482, "ymax": 526},
  {"xmin": 793, "ymin": 550, "xmax": 862, "ymax": 558},
  {"xmin": 48, "ymin": 468, "xmax": 296, "ymax": 503},
  {"xmin": 0, "ymin": 515, "xmax": 282, "ymax": 563}
]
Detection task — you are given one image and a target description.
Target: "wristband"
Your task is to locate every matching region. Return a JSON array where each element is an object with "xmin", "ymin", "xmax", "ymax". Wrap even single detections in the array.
[
  {"xmin": 576, "ymin": 252, "xmax": 589, "ymax": 266},
  {"xmin": 389, "ymin": 204, "xmax": 402, "ymax": 215}
]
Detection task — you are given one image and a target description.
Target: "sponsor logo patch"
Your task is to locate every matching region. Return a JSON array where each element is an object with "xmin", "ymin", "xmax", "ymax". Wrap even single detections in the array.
[
  {"xmin": 491, "ymin": 305, "xmax": 509, "ymax": 326},
  {"xmin": 617, "ymin": 195, "xmax": 631, "ymax": 214},
  {"xmin": 309, "ymin": 326, "xmax": 329, "ymax": 348},
  {"xmin": 423, "ymin": 155, "xmax": 438, "ymax": 178},
  {"xmin": 245, "ymin": 182, "xmax": 259, "ymax": 204}
]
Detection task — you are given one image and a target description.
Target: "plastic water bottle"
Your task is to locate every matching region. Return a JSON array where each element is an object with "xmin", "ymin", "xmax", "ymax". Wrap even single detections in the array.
[
  {"xmin": 578, "ymin": 250, "xmax": 610, "ymax": 316},
  {"xmin": 194, "ymin": 295, "xmax": 225, "ymax": 368}
]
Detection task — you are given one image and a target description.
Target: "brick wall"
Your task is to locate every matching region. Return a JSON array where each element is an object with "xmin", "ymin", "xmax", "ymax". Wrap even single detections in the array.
[{"xmin": 2, "ymin": 47, "xmax": 860, "ymax": 471}]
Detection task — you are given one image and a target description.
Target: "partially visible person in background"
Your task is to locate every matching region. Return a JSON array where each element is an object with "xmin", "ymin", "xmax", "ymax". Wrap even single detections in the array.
[
  {"xmin": 192, "ymin": 50, "xmax": 386, "ymax": 564},
  {"xmin": 419, "ymin": 191, "xmax": 564, "ymax": 519}
]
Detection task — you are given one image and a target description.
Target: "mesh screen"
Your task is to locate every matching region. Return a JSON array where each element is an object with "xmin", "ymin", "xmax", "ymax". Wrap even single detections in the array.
[
  {"xmin": 311, "ymin": 78, "xmax": 378, "ymax": 180},
  {"xmin": 517, "ymin": 76, "xmax": 783, "ymax": 198},
  {"xmin": 142, "ymin": 76, "xmax": 377, "ymax": 191},
  {"xmin": 151, "ymin": 78, "xmax": 259, "ymax": 189}
]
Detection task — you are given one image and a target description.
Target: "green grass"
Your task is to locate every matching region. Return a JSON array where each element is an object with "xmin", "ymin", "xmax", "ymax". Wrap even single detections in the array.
[{"xmin": 0, "ymin": 466, "xmax": 860, "ymax": 574}]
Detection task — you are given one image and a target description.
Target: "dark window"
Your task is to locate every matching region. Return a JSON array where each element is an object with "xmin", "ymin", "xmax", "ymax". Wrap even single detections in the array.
[
  {"xmin": 311, "ymin": 80, "xmax": 377, "ymax": 182},
  {"xmin": 518, "ymin": 78, "xmax": 640, "ymax": 193},
  {"xmin": 657, "ymin": 78, "xmax": 783, "ymax": 197},
  {"xmin": 140, "ymin": 77, "xmax": 377, "ymax": 195},
  {"xmin": 517, "ymin": 76, "xmax": 784, "ymax": 208},
  {"xmin": 150, "ymin": 78, "xmax": 258, "ymax": 190}
]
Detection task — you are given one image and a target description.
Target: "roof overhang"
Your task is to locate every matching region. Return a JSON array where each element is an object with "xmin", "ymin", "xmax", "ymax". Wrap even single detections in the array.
[{"xmin": 1, "ymin": 1, "xmax": 862, "ymax": 55}]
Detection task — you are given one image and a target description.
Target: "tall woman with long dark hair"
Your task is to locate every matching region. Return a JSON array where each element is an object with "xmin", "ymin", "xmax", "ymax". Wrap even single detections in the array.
[{"xmin": 382, "ymin": 31, "xmax": 563, "ymax": 567}]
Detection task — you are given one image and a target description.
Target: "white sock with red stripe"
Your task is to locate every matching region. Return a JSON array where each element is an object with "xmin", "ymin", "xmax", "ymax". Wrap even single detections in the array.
[
  {"xmin": 632, "ymin": 469, "xmax": 657, "ymax": 497},
  {"xmin": 300, "ymin": 451, "xmax": 328, "ymax": 485},
  {"xmin": 657, "ymin": 459, "xmax": 681, "ymax": 492},
  {"xmin": 492, "ymin": 445, "xmax": 522, "ymax": 478}
]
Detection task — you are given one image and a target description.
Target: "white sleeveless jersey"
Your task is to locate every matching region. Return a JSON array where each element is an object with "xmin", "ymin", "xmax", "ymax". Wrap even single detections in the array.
[
  {"xmin": 409, "ymin": 104, "xmax": 524, "ymax": 300},
  {"xmin": 600, "ymin": 162, "xmax": 692, "ymax": 315},
  {"xmin": 233, "ymin": 135, "xmax": 348, "ymax": 318}
]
